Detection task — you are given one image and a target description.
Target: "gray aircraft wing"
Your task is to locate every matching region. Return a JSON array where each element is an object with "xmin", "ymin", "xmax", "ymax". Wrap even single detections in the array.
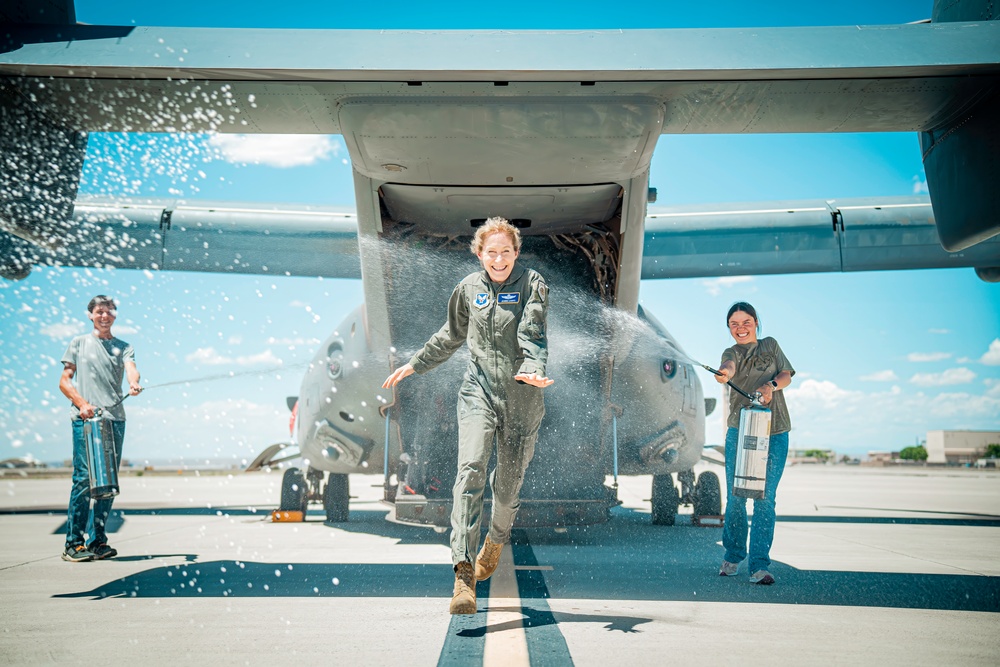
[
  {"xmin": 5, "ymin": 194, "xmax": 996, "ymax": 281},
  {"xmin": 643, "ymin": 196, "xmax": 1000, "ymax": 281},
  {"xmin": 1, "ymin": 6, "xmax": 999, "ymax": 276}
]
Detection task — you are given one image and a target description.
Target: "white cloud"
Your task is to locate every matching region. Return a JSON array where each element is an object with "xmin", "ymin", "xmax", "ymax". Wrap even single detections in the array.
[
  {"xmin": 115, "ymin": 325, "xmax": 139, "ymax": 335},
  {"xmin": 979, "ymin": 339, "xmax": 1000, "ymax": 366},
  {"xmin": 860, "ymin": 370, "xmax": 898, "ymax": 382},
  {"xmin": 40, "ymin": 321, "xmax": 84, "ymax": 339},
  {"xmin": 267, "ymin": 336, "xmax": 322, "ymax": 346},
  {"xmin": 912, "ymin": 175, "xmax": 928, "ymax": 194},
  {"xmin": 208, "ymin": 134, "xmax": 339, "ymax": 168},
  {"xmin": 227, "ymin": 335, "xmax": 243, "ymax": 345},
  {"xmin": 984, "ymin": 379, "xmax": 1000, "ymax": 398},
  {"xmin": 779, "ymin": 378, "xmax": 1000, "ymax": 455},
  {"xmin": 185, "ymin": 347, "xmax": 283, "ymax": 366},
  {"xmin": 909, "ymin": 367, "xmax": 976, "ymax": 387},
  {"xmin": 907, "ymin": 352, "xmax": 951, "ymax": 362},
  {"xmin": 701, "ymin": 276, "xmax": 754, "ymax": 297}
]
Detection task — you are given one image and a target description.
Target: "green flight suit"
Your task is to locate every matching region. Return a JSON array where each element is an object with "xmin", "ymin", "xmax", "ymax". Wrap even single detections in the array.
[{"xmin": 409, "ymin": 265, "xmax": 549, "ymax": 566}]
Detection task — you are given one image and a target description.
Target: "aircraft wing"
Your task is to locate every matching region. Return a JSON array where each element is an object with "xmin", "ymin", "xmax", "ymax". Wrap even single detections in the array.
[
  {"xmin": 1, "ymin": 197, "xmax": 361, "ymax": 280},
  {"xmin": 1, "ymin": 15, "xmax": 999, "ymax": 264},
  {"xmin": 4, "ymin": 194, "xmax": 996, "ymax": 281},
  {"xmin": 643, "ymin": 196, "xmax": 1000, "ymax": 280}
]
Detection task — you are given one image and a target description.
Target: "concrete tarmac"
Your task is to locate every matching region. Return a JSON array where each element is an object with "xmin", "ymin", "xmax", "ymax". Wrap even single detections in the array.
[{"xmin": 1, "ymin": 464, "xmax": 999, "ymax": 666}]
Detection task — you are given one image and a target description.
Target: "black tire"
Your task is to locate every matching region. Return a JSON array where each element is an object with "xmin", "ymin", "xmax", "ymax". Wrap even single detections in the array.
[
  {"xmin": 280, "ymin": 467, "xmax": 308, "ymax": 514},
  {"xmin": 323, "ymin": 473, "xmax": 350, "ymax": 523},
  {"xmin": 651, "ymin": 474, "xmax": 679, "ymax": 525},
  {"xmin": 693, "ymin": 471, "xmax": 722, "ymax": 517}
]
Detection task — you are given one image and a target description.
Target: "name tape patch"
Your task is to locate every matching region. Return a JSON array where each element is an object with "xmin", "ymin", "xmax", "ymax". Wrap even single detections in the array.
[{"xmin": 498, "ymin": 292, "xmax": 520, "ymax": 305}]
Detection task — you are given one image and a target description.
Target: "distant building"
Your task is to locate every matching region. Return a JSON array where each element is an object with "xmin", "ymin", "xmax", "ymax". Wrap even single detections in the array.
[
  {"xmin": 926, "ymin": 430, "xmax": 1000, "ymax": 464},
  {"xmin": 788, "ymin": 448, "xmax": 836, "ymax": 464},
  {"xmin": 867, "ymin": 451, "xmax": 899, "ymax": 463}
]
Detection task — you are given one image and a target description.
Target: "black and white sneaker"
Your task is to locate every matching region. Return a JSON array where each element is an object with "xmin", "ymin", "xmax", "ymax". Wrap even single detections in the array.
[{"xmin": 89, "ymin": 543, "xmax": 118, "ymax": 560}]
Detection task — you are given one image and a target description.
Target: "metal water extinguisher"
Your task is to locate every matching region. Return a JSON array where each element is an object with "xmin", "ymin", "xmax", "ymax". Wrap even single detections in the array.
[
  {"xmin": 703, "ymin": 365, "xmax": 772, "ymax": 499},
  {"xmin": 83, "ymin": 393, "xmax": 129, "ymax": 500},
  {"xmin": 84, "ymin": 412, "xmax": 119, "ymax": 499},
  {"xmin": 732, "ymin": 393, "xmax": 771, "ymax": 499}
]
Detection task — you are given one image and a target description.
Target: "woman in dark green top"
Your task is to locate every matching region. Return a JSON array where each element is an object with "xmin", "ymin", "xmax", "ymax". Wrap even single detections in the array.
[{"xmin": 714, "ymin": 302, "xmax": 795, "ymax": 585}]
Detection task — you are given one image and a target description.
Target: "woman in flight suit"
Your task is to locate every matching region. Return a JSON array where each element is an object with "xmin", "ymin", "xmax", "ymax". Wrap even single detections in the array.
[{"xmin": 383, "ymin": 217, "xmax": 554, "ymax": 614}]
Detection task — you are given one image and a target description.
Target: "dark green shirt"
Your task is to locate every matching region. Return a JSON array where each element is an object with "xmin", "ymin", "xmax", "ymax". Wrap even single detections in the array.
[{"xmin": 721, "ymin": 337, "xmax": 795, "ymax": 434}]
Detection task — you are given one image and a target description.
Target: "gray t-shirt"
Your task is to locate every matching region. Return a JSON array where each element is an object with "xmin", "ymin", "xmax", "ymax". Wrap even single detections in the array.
[
  {"xmin": 62, "ymin": 333, "xmax": 135, "ymax": 421},
  {"xmin": 721, "ymin": 336, "xmax": 795, "ymax": 434}
]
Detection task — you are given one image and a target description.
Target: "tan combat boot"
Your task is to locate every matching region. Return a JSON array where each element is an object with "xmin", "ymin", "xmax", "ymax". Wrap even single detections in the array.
[
  {"xmin": 475, "ymin": 536, "xmax": 503, "ymax": 581},
  {"xmin": 450, "ymin": 561, "xmax": 477, "ymax": 614}
]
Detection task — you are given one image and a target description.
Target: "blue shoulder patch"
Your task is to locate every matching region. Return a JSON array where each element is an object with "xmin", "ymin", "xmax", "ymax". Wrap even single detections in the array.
[
  {"xmin": 474, "ymin": 293, "xmax": 490, "ymax": 309},
  {"xmin": 498, "ymin": 292, "xmax": 520, "ymax": 305}
]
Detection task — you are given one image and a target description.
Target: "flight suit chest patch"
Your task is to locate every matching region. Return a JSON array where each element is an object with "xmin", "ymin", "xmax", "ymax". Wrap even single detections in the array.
[
  {"xmin": 497, "ymin": 292, "xmax": 520, "ymax": 305},
  {"xmin": 474, "ymin": 293, "xmax": 490, "ymax": 309}
]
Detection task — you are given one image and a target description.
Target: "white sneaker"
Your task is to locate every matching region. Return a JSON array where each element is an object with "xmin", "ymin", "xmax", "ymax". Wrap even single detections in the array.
[
  {"xmin": 719, "ymin": 560, "xmax": 739, "ymax": 576},
  {"xmin": 750, "ymin": 570, "xmax": 775, "ymax": 585}
]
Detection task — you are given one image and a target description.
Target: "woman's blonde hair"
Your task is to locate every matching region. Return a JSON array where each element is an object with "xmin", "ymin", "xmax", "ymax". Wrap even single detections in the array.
[{"xmin": 470, "ymin": 217, "xmax": 521, "ymax": 256}]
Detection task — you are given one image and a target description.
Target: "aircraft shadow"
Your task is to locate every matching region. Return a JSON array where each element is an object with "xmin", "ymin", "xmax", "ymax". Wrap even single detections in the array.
[
  {"xmin": 43, "ymin": 504, "xmax": 1000, "ymax": 612},
  {"xmin": 523, "ymin": 507, "xmax": 1000, "ymax": 613}
]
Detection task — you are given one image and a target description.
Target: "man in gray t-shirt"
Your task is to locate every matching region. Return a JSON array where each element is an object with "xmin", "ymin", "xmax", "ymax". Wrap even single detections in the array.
[{"xmin": 58, "ymin": 295, "xmax": 142, "ymax": 562}]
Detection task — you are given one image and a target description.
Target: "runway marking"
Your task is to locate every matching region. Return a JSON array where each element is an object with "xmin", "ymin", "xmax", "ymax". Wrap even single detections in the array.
[
  {"xmin": 437, "ymin": 576, "xmax": 490, "ymax": 667},
  {"xmin": 484, "ymin": 545, "xmax": 529, "ymax": 666},
  {"xmin": 437, "ymin": 532, "xmax": 573, "ymax": 666},
  {"xmin": 511, "ymin": 530, "xmax": 574, "ymax": 666}
]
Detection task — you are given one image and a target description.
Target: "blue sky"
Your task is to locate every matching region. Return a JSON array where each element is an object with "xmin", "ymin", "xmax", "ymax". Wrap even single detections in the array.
[{"xmin": 1, "ymin": 0, "xmax": 998, "ymax": 465}]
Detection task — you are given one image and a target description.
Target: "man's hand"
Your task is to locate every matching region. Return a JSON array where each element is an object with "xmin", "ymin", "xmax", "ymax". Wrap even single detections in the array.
[
  {"xmin": 514, "ymin": 372, "xmax": 554, "ymax": 388},
  {"xmin": 129, "ymin": 382, "xmax": 143, "ymax": 396},
  {"xmin": 78, "ymin": 402, "xmax": 97, "ymax": 420},
  {"xmin": 382, "ymin": 363, "xmax": 415, "ymax": 388}
]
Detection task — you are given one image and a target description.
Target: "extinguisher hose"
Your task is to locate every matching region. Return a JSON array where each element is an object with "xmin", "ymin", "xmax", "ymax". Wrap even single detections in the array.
[{"xmin": 701, "ymin": 364, "xmax": 758, "ymax": 402}]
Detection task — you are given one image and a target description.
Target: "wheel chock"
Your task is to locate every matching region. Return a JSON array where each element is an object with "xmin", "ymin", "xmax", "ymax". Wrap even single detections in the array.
[
  {"xmin": 271, "ymin": 510, "xmax": 304, "ymax": 522},
  {"xmin": 692, "ymin": 515, "xmax": 723, "ymax": 527}
]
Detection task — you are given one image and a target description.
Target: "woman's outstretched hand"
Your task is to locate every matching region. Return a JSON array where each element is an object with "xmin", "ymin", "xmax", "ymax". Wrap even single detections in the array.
[
  {"xmin": 382, "ymin": 363, "xmax": 415, "ymax": 388},
  {"xmin": 515, "ymin": 372, "xmax": 554, "ymax": 388}
]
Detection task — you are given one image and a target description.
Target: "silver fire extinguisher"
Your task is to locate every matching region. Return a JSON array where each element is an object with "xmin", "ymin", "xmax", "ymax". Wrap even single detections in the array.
[
  {"xmin": 84, "ymin": 411, "xmax": 119, "ymax": 500},
  {"xmin": 732, "ymin": 393, "xmax": 771, "ymax": 499},
  {"xmin": 83, "ymin": 392, "xmax": 129, "ymax": 500},
  {"xmin": 703, "ymin": 365, "xmax": 772, "ymax": 499}
]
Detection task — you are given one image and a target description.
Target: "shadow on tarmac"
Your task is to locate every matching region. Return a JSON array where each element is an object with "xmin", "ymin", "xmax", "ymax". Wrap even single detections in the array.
[
  {"xmin": 460, "ymin": 606, "xmax": 651, "ymax": 637},
  {"xmin": 46, "ymin": 506, "xmax": 999, "ymax": 613}
]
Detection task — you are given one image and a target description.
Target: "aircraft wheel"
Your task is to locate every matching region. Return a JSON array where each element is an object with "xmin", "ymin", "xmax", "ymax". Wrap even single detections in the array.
[
  {"xmin": 693, "ymin": 471, "xmax": 722, "ymax": 517},
  {"xmin": 651, "ymin": 474, "xmax": 679, "ymax": 526},
  {"xmin": 323, "ymin": 473, "xmax": 350, "ymax": 522},
  {"xmin": 280, "ymin": 467, "xmax": 308, "ymax": 514}
]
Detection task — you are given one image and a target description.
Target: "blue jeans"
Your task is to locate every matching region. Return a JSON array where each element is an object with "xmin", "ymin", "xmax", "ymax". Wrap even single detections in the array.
[
  {"xmin": 66, "ymin": 419, "xmax": 125, "ymax": 549},
  {"xmin": 722, "ymin": 427, "xmax": 788, "ymax": 574}
]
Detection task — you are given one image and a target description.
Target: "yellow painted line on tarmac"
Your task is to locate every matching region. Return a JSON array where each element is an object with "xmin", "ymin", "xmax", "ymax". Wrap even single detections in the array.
[{"xmin": 483, "ymin": 544, "xmax": 529, "ymax": 666}]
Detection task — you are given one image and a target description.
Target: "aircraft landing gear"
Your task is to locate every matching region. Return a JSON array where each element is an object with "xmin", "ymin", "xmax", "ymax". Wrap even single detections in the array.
[
  {"xmin": 280, "ymin": 467, "xmax": 308, "ymax": 514},
  {"xmin": 693, "ymin": 471, "xmax": 722, "ymax": 519},
  {"xmin": 324, "ymin": 473, "xmax": 350, "ymax": 522},
  {"xmin": 650, "ymin": 473, "xmax": 679, "ymax": 525}
]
